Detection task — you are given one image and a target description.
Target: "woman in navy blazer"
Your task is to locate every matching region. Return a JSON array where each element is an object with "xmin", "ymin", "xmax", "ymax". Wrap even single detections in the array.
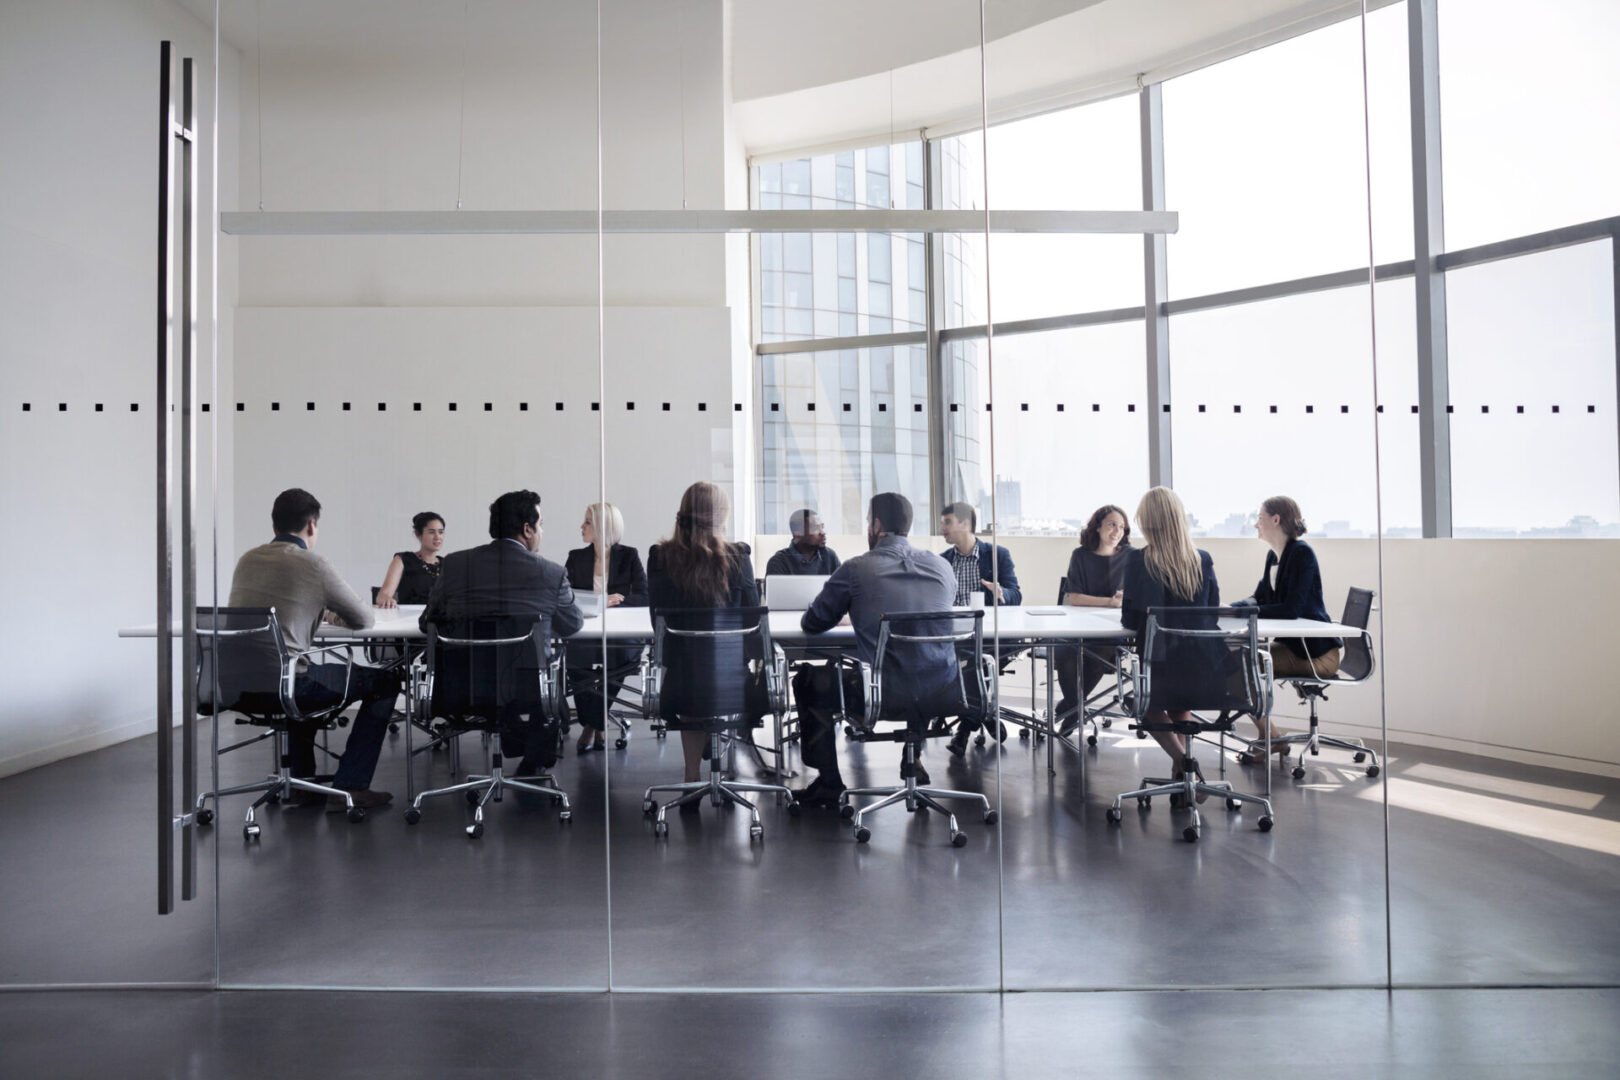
[
  {"xmin": 1231, "ymin": 495, "xmax": 1342, "ymax": 762},
  {"xmin": 565, "ymin": 502, "xmax": 648, "ymax": 753},
  {"xmin": 1121, "ymin": 487, "xmax": 1224, "ymax": 779}
]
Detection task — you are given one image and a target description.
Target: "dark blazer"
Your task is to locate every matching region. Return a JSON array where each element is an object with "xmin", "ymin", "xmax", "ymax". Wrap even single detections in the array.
[
  {"xmin": 564, "ymin": 543, "xmax": 649, "ymax": 606},
  {"xmin": 940, "ymin": 539, "xmax": 1022, "ymax": 606},
  {"xmin": 646, "ymin": 542, "xmax": 758, "ymax": 611},
  {"xmin": 420, "ymin": 539, "xmax": 584, "ymax": 651},
  {"xmin": 1238, "ymin": 538, "xmax": 1340, "ymax": 658},
  {"xmin": 1121, "ymin": 547, "xmax": 1226, "ymax": 712}
]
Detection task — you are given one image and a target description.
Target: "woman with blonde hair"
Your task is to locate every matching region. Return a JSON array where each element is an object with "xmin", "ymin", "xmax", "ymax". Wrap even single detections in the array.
[
  {"xmin": 1120, "ymin": 487, "xmax": 1223, "ymax": 782},
  {"xmin": 646, "ymin": 482, "xmax": 760, "ymax": 782},
  {"xmin": 565, "ymin": 501, "xmax": 648, "ymax": 753}
]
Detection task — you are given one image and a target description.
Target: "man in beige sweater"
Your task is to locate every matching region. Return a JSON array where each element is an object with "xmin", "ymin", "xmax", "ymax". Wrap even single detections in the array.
[{"xmin": 228, "ymin": 488, "xmax": 400, "ymax": 810}]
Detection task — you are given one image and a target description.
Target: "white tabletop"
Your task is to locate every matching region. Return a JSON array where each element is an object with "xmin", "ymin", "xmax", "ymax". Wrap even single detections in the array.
[{"xmin": 120, "ymin": 605, "xmax": 1358, "ymax": 644}]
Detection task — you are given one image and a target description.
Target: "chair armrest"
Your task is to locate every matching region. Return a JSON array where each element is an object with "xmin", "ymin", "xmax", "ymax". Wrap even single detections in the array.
[{"xmin": 280, "ymin": 646, "xmax": 354, "ymax": 722}]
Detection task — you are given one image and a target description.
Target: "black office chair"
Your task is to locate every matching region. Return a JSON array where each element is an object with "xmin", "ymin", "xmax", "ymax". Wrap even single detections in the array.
[
  {"xmin": 567, "ymin": 642, "xmax": 649, "ymax": 750},
  {"xmin": 191, "ymin": 606, "xmax": 369, "ymax": 840},
  {"xmin": 1247, "ymin": 587, "xmax": 1381, "ymax": 780},
  {"xmin": 640, "ymin": 606, "xmax": 793, "ymax": 841},
  {"xmin": 1107, "ymin": 607, "xmax": 1276, "ymax": 842},
  {"xmin": 837, "ymin": 610, "xmax": 998, "ymax": 848},
  {"xmin": 403, "ymin": 619, "xmax": 572, "ymax": 837}
]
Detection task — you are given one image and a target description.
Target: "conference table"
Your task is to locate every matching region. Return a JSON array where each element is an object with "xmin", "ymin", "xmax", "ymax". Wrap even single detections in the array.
[{"xmin": 122, "ymin": 605, "xmax": 1360, "ymax": 792}]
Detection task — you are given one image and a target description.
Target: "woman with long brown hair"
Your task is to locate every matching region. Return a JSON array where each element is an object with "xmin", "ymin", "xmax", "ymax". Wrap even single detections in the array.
[
  {"xmin": 1120, "ymin": 487, "xmax": 1222, "ymax": 782},
  {"xmin": 646, "ymin": 482, "xmax": 760, "ymax": 782}
]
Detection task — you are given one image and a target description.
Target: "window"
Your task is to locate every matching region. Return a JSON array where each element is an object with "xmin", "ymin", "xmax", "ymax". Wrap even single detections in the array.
[
  {"xmin": 757, "ymin": 345, "xmax": 931, "ymax": 535},
  {"xmin": 1438, "ymin": 0, "xmax": 1620, "ymax": 249},
  {"xmin": 755, "ymin": 141, "xmax": 924, "ymax": 345},
  {"xmin": 978, "ymin": 94, "xmax": 1145, "ymax": 322},
  {"xmin": 1446, "ymin": 242, "xmax": 1618, "ymax": 535},
  {"xmin": 955, "ymin": 323, "xmax": 1150, "ymax": 534},
  {"xmin": 1169, "ymin": 281, "xmax": 1419, "ymax": 536},
  {"xmin": 1163, "ymin": 3, "xmax": 1412, "ymax": 298}
]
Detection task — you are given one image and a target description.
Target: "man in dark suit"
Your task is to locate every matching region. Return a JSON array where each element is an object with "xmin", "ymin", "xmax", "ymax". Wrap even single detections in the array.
[{"xmin": 421, "ymin": 490, "xmax": 584, "ymax": 774}]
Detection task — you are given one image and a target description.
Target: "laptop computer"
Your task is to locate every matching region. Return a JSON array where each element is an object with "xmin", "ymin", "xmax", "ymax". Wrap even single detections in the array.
[{"xmin": 764, "ymin": 574, "xmax": 830, "ymax": 611}]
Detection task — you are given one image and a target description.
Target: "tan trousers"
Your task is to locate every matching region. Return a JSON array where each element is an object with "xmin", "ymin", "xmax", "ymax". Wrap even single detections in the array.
[{"xmin": 1269, "ymin": 641, "xmax": 1341, "ymax": 679}]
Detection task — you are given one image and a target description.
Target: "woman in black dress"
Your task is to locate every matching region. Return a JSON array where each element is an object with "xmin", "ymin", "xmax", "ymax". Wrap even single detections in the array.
[
  {"xmin": 375, "ymin": 511, "xmax": 445, "ymax": 607},
  {"xmin": 646, "ymin": 482, "xmax": 758, "ymax": 782},
  {"xmin": 1055, "ymin": 503, "xmax": 1132, "ymax": 733},
  {"xmin": 565, "ymin": 502, "xmax": 648, "ymax": 752}
]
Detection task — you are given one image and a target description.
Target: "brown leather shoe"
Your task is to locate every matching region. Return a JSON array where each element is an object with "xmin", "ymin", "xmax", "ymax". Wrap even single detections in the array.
[{"xmin": 326, "ymin": 789, "xmax": 394, "ymax": 812}]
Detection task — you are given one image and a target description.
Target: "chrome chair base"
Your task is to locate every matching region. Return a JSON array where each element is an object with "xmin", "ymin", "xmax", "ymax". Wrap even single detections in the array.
[
  {"xmin": 405, "ymin": 758, "xmax": 572, "ymax": 837},
  {"xmin": 839, "ymin": 744, "xmax": 996, "ymax": 847},
  {"xmin": 1107, "ymin": 758, "xmax": 1274, "ymax": 842},
  {"xmin": 193, "ymin": 731, "xmax": 363, "ymax": 839},
  {"xmin": 1270, "ymin": 684, "xmax": 1382, "ymax": 779},
  {"xmin": 642, "ymin": 761, "xmax": 793, "ymax": 842}
]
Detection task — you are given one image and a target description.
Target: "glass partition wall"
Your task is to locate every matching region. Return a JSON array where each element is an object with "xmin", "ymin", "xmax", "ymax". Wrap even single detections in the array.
[
  {"xmin": 601, "ymin": 0, "xmax": 1005, "ymax": 990},
  {"xmin": 212, "ymin": 0, "xmax": 610, "ymax": 988},
  {"xmin": 981, "ymin": 1, "xmax": 1398, "ymax": 987},
  {"xmin": 15, "ymin": 0, "xmax": 1616, "ymax": 999}
]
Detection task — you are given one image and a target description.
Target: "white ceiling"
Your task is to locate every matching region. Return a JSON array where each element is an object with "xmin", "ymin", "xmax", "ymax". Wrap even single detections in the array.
[{"xmin": 174, "ymin": 0, "xmax": 1386, "ymax": 157}]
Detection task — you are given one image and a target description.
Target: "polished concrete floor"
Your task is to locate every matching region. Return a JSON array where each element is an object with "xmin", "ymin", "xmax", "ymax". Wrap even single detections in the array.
[
  {"xmin": 3, "ymin": 670, "xmax": 1619, "ymax": 991},
  {"xmin": 4, "ymin": 987, "xmax": 1619, "ymax": 1079}
]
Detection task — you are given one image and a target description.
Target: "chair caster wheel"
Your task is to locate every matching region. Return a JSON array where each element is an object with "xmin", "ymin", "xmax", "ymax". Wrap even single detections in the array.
[
  {"xmin": 465, "ymin": 790, "xmax": 481, "ymax": 807},
  {"xmin": 1258, "ymin": 815, "xmax": 1274, "ymax": 832},
  {"xmin": 466, "ymin": 822, "xmax": 484, "ymax": 838},
  {"xmin": 559, "ymin": 810, "xmax": 573, "ymax": 824},
  {"xmin": 1101, "ymin": 718, "xmax": 1113, "ymax": 728},
  {"xmin": 974, "ymin": 734, "xmax": 986, "ymax": 748},
  {"xmin": 843, "ymin": 725, "xmax": 854, "ymax": 737},
  {"xmin": 1237, "ymin": 753, "xmax": 1256, "ymax": 766},
  {"xmin": 983, "ymin": 810, "xmax": 998, "ymax": 825},
  {"xmin": 1366, "ymin": 765, "xmax": 1380, "ymax": 778},
  {"xmin": 243, "ymin": 823, "xmax": 261, "ymax": 841},
  {"xmin": 388, "ymin": 723, "xmax": 400, "ymax": 734},
  {"xmin": 615, "ymin": 738, "xmax": 628, "ymax": 750},
  {"xmin": 1169, "ymin": 792, "xmax": 1188, "ymax": 810},
  {"xmin": 1353, "ymin": 751, "xmax": 1367, "ymax": 763},
  {"xmin": 347, "ymin": 807, "xmax": 366, "ymax": 824},
  {"xmin": 404, "ymin": 808, "xmax": 421, "ymax": 825},
  {"xmin": 786, "ymin": 800, "xmax": 801, "ymax": 817},
  {"xmin": 950, "ymin": 831, "xmax": 968, "ymax": 848},
  {"xmin": 265, "ymin": 790, "xmax": 282, "ymax": 805},
  {"xmin": 1310, "ymin": 746, "xmax": 1320, "ymax": 756},
  {"xmin": 1086, "ymin": 734, "xmax": 1098, "ymax": 747},
  {"xmin": 838, "ymin": 803, "xmax": 855, "ymax": 820},
  {"xmin": 1182, "ymin": 826, "xmax": 1200, "ymax": 843},
  {"xmin": 195, "ymin": 808, "xmax": 214, "ymax": 826},
  {"xmin": 643, "ymin": 799, "xmax": 657, "ymax": 815},
  {"xmin": 1226, "ymin": 798, "xmax": 1241, "ymax": 811},
  {"xmin": 749, "ymin": 824, "xmax": 763, "ymax": 841},
  {"xmin": 853, "ymin": 826, "xmax": 871, "ymax": 843},
  {"xmin": 1137, "ymin": 796, "xmax": 1151, "ymax": 809},
  {"xmin": 1018, "ymin": 728, "xmax": 1030, "ymax": 741},
  {"xmin": 1106, "ymin": 807, "xmax": 1122, "ymax": 825},
  {"xmin": 1292, "ymin": 766, "xmax": 1306, "ymax": 780},
  {"xmin": 653, "ymin": 820, "xmax": 668, "ymax": 837},
  {"xmin": 1135, "ymin": 729, "xmax": 1147, "ymax": 739}
]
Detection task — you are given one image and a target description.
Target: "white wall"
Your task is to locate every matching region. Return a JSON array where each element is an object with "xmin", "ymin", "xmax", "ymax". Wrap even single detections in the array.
[
  {"xmin": 232, "ymin": 0, "xmax": 742, "ymax": 579},
  {"xmin": 761, "ymin": 533, "xmax": 1620, "ymax": 776},
  {"xmin": 0, "ymin": 0, "xmax": 238, "ymax": 776}
]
